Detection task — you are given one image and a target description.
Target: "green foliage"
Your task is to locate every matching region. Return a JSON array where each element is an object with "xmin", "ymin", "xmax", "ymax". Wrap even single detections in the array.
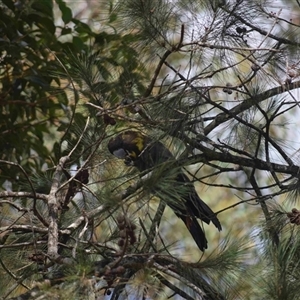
[
  {"xmin": 0, "ymin": 0, "xmax": 146, "ymax": 190},
  {"xmin": 1, "ymin": 0, "xmax": 300, "ymax": 299},
  {"xmin": 0, "ymin": 0, "xmax": 65, "ymax": 187}
]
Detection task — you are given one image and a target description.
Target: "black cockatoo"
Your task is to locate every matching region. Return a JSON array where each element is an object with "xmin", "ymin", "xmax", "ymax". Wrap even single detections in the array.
[{"xmin": 108, "ymin": 130, "xmax": 221, "ymax": 251}]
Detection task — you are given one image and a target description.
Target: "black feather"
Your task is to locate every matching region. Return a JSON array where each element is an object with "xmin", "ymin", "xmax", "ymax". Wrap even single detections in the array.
[
  {"xmin": 178, "ymin": 215, "xmax": 208, "ymax": 251},
  {"xmin": 108, "ymin": 131, "xmax": 222, "ymax": 251}
]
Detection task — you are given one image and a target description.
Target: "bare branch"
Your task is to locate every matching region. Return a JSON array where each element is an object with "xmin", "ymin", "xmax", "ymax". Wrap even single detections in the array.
[
  {"xmin": 0, "ymin": 191, "xmax": 47, "ymax": 201},
  {"xmin": 47, "ymin": 156, "xmax": 69, "ymax": 260}
]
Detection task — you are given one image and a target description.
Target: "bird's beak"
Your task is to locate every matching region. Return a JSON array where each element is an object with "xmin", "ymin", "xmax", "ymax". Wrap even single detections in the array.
[{"xmin": 113, "ymin": 149, "xmax": 127, "ymax": 159}]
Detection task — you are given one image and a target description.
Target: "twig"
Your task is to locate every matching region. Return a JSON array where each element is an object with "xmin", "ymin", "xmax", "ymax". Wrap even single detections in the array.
[
  {"xmin": 183, "ymin": 42, "xmax": 282, "ymax": 52},
  {"xmin": 0, "ymin": 191, "xmax": 47, "ymax": 201},
  {"xmin": 153, "ymin": 262, "xmax": 206, "ymax": 298},
  {"xmin": 155, "ymin": 273, "xmax": 195, "ymax": 300},
  {"xmin": 0, "ymin": 256, "xmax": 29, "ymax": 298},
  {"xmin": 68, "ymin": 116, "xmax": 90, "ymax": 158},
  {"xmin": 0, "ymin": 160, "xmax": 47, "ymax": 226},
  {"xmin": 72, "ymin": 216, "xmax": 89, "ymax": 258},
  {"xmin": 247, "ymin": 170, "xmax": 279, "ymax": 246},
  {"xmin": 141, "ymin": 201, "xmax": 166, "ymax": 252},
  {"xmin": 0, "ymin": 240, "xmax": 47, "ymax": 249},
  {"xmin": 47, "ymin": 48, "xmax": 80, "ymax": 147},
  {"xmin": 144, "ymin": 49, "xmax": 172, "ymax": 98},
  {"xmin": 221, "ymin": 6, "xmax": 300, "ymax": 47}
]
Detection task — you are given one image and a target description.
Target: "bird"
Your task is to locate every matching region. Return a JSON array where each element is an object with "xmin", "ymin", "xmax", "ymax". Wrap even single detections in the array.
[{"xmin": 107, "ymin": 130, "xmax": 222, "ymax": 251}]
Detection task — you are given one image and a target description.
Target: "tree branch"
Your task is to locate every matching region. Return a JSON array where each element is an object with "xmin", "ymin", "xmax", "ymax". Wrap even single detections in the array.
[
  {"xmin": 0, "ymin": 191, "xmax": 47, "ymax": 201},
  {"xmin": 205, "ymin": 80, "xmax": 300, "ymax": 135},
  {"xmin": 47, "ymin": 156, "xmax": 69, "ymax": 260}
]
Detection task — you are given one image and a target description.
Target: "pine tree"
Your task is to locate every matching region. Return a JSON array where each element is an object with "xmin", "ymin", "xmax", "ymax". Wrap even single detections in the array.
[{"xmin": 1, "ymin": 0, "xmax": 300, "ymax": 299}]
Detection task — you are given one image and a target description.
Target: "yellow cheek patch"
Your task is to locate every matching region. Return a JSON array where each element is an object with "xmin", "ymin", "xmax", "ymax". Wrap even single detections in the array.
[
  {"xmin": 121, "ymin": 131, "xmax": 145, "ymax": 159},
  {"xmin": 132, "ymin": 136, "xmax": 144, "ymax": 153}
]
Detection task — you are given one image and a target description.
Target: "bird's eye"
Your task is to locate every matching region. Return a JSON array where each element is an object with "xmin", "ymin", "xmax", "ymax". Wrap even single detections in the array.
[{"xmin": 113, "ymin": 148, "xmax": 127, "ymax": 159}]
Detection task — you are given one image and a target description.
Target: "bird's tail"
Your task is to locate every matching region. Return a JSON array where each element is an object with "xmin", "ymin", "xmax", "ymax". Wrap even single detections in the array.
[
  {"xmin": 194, "ymin": 196, "xmax": 222, "ymax": 231},
  {"xmin": 179, "ymin": 215, "xmax": 208, "ymax": 251},
  {"xmin": 177, "ymin": 173, "xmax": 222, "ymax": 231}
]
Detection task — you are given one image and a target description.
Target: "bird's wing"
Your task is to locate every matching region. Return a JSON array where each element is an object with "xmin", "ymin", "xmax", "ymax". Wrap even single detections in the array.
[{"xmin": 175, "ymin": 172, "xmax": 222, "ymax": 231}]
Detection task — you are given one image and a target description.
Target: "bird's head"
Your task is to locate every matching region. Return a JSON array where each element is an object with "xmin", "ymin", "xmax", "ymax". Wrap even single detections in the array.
[{"xmin": 108, "ymin": 131, "xmax": 146, "ymax": 165}]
